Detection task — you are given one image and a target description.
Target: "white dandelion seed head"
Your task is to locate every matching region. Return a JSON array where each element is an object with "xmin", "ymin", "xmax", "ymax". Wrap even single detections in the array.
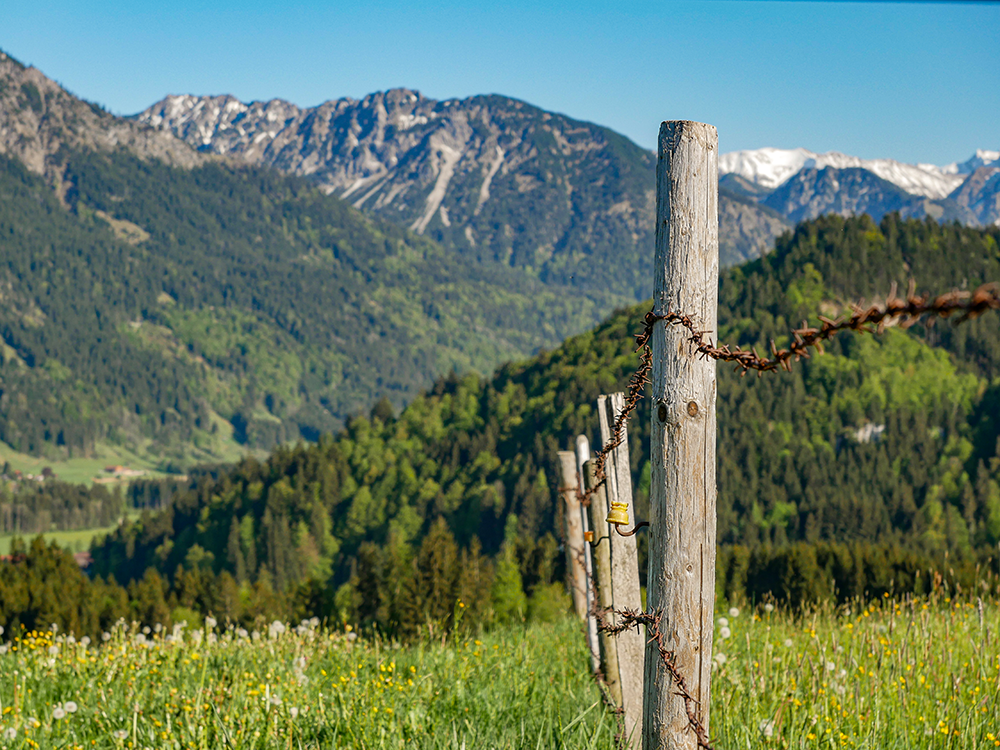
[
  {"xmin": 269, "ymin": 694, "xmax": 282, "ymax": 706},
  {"xmin": 236, "ymin": 628, "xmax": 248, "ymax": 639},
  {"xmin": 763, "ymin": 603, "xmax": 774, "ymax": 613},
  {"xmin": 719, "ymin": 627, "xmax": 732, "ymax": 639},
  {"xmin": 290, "ymin": 707, "xmax": 299, "ymax": 719},
  {"xmin": 205, "ymin": 617, "xmax": 217, "ymax": 630},
  {"xmin": 825, "ymin": 661, "xmax": 836, "ymax": 672},
  {"xmin": 0, "ymin": 625, "xmax": 4, "ymax": 635},
  {"xmin": 101, "ymin": 632, "xmax": 111, "ymax": 642},
  {"xmin": 142, "ymin": 626, "xmax": 151, "ymax": 635},
  {"xmin": 251, "ymin": 630, "xmax": 261, "ymax": 641},
  {"xmin": 153, "ymin": 623, "xmax": 162, "ymax": 633},
  {"xmin": 50, "ymin": 623, "xmax": 59, "ymax": 633},
  {"xmin": 717, "ymin": 617, "xmax": 728, "ymax": 628},
  {"xmin": 837, "ymin": 669, "xmax": 847, "ymax": 679},
  {"xmin": 783, "ymin": 639, "xmax": 793, "ymax": 648},
  {"xmin": 714, "ymin": 653, "xmax": 727, "ymax": 665},
  {"xmin": 64, "ymin": 701, "xmax": 78, "ymax": 714},
  {"xmin": 758, "ymin": 719, "xmax": 775, "ymax": 738},
  {"xmin": 728, "ymin": 607, "xmax": 740, "ymax": 618},
  {"xmin": 52, "ymin": 707, "xmax": 66, "ymax": 720},
  {"xmin": 3, "ymin": 726, "xmax": 16, "ymax": 739},
  {"xmin": 80, "ymin": 636, "xmax": 91, "ymax": 646},
  {"xmin": 0, "ymin": 644, "xmax": 8, "ymax": 654},
  {"xmin": 48, "ymin": 645, "xmax": 59, "ymax": 655},
  {"xmin": 113, "ymin": 729, "xmax": 129, "ymax": 740},
  {"xmin": 346, "ymin": 632, "xmax": 358, "ymax": 642},
  {"xmin": 66, "ymin": 635, "xmax": 76, "ymax": 645}
]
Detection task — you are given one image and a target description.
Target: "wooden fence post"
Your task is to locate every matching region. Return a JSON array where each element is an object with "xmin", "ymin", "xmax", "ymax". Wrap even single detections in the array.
[
  {"xmin": 598, "ymin": 393, "xmax": 645, "ymax": 747},
  {"xmin": 644, "ymin": 121, "xmax": 719, "ymax": 750},
  {"xmin": 576, "ymin": 434, "xmax": 601, "ymax": 673},
  {"xmin": 558, "ymin": 451, "xmax": 589, "ymax": 621},
  {"xmin": 583, "ymin": 459, "xmax": 621, "ymax": 705}
]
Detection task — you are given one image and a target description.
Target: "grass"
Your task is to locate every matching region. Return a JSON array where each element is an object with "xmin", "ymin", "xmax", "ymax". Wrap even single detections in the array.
[
  {"xmin": 0, "ymin": 525, "xmax": 122, "ymax": 556},
  {"xmin": 0, "ymin": 595, "xmax": 997, "ymax": 749}
]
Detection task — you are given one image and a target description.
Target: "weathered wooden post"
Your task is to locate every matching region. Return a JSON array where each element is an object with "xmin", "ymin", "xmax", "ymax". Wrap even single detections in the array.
[
  {"xmin": 576, "ymin": 434, "xmax": 601, "ymax": 673},
  {"xmin": 583, "ymin": 459, "xmax": 621, "ymax": 704},
  {"xmin": 598, "ymin": 393, "xmax": 644, "ymax": 746},
  {"xmin": 644, "ymin": 121, "xmax": 718, "ymax": 750},
  {"xmin": 558, "ymin": 451, "xmax": 589, "ymax": 621}
]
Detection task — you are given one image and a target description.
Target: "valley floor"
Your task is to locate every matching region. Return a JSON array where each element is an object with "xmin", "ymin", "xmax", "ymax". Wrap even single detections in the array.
[{"xmin": 0, "ymin": 596, "xmax": 997, "ymax": 749}]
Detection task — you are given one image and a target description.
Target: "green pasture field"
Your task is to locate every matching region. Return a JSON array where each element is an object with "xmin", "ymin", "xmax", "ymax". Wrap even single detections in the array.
[
  {"xmin": 0, "ymin": 526, "xmax": 122, "ymax": 555},
  {"xmin": 0, "ymin": 596, "xmax": 997, "ymax": 749}
]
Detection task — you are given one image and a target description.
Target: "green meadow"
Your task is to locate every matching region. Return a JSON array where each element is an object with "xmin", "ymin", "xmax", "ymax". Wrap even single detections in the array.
[{"xmin": 0, "ymin": 594, "xmax": 997, "ymax": 749}]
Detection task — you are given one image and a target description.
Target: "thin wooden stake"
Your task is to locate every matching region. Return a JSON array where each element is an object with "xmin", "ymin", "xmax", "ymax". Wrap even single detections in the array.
[
  {"xmin": 576, "ymin": 434, "xmax": 601, "ymax": 673},
  {"xmin": 645, "ymin": 121, "xmax": 719, "ymax": 750},
  {"xmin": 598, "ymin": 393, "xmax": 644, "ymax": 747},
  {"xmin": 558, "ymin": 450, "xmax": 588, "ymax": 621},
  {"xmin": 584, "ymin": 459, "xmax": 621, "ymax": 706}
]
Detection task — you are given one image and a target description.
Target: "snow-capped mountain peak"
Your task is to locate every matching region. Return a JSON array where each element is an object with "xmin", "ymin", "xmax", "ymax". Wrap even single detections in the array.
[{"xmin": 718, "ymin": 147, "xmax": 998, "ymax": 200}]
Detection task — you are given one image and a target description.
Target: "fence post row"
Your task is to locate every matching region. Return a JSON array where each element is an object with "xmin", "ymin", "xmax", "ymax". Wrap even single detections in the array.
[
  {"xmin": 597, "ymin": 393, "xmax": 645, "ymax": 747},
  {"xmin": 557, "ymin": 450, "xmax": 589, "ymax": 622},
  {"xmin": 645, "ymin": 121, "xmax": 719, "ymax": 750}
]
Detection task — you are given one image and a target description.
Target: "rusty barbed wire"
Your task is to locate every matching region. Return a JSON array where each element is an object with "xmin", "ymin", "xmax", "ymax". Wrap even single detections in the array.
[
  {"xmin": 597, "ymin": 607, "xmax": 715, "ymax": 750},
  {"xmin": 571, "ymin": 281, "xmax": 999, "ymax": 749},
  {"xmin": 579, "ymin": 281, "xmax": 1000, "ymax": 508},
  {"xmin": 650, "ymin": 281, "xmax": 1000, "ymax": 376}
]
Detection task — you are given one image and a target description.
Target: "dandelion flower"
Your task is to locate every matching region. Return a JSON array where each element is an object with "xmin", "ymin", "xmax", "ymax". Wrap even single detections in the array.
[
  {"xmin": 759, "ymin": 719, "xmax": 775, "ymax": 738},
  {"xmin": 825, "ymin": 661, "xmax": 835, "ymax": 672},
  {"xmin": 764, "ymin": 604, "xmax": 774, "ymax": 613},
  {"xmin": 717, "ymin": 617, "xmax": 729, "ymax": 628},
  {"xmin": 205, "ymin": 617, "xmax": 217, "ymax": 630},
  {"xmin": 113, "ymin": 729, "xmax": 129, "ymax": 740},
  {"xmin": 53, "ymin": 707, "xmax": 66, "ymax": 720},
  {"xmin": 102, "ymin": 632, "xmax": 111, "ymax": 642},
  {"xmin": 783, "ymin": 639, "xmax": 793, "ymax": 648},
  {"xmin": 48, "ymin": 645, "xmax": 59, "ymax": 655},
  {"xmin": 290, "ymin": 707, "xmax": 299, "ymax": 720},
  {"xmin": 64, "ymin": 701, "xmax": 78, "ymax": 713},
  {"xmin": 3, "ymin": 727, "xmax": 16, "ymax": 740},
  {"xmin": 728, "ymin": 607, "xmax": 740, "ymax": 618},
  {"xmin": 720, "ymin": 627, "xmax": 732, "ymax": 639},
  {"xmin": 80, "ymin": 636, "xmax": 91, "ymax": 646}
]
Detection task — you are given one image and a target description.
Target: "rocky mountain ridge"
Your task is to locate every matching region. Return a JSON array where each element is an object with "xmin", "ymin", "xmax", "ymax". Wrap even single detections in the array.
[
  {"xmin": 137, "ymin": 91, "xmax": 791, "ymax": 290},
  {"xmin": 0, "ymin": 52, "xmax": 204, "ymax": 187}
]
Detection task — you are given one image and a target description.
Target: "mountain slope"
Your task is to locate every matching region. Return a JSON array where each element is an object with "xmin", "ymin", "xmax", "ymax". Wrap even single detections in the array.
[
  {"xmin": 761, "ymin": 167, "xmax": 975, "ymax": 225},
  {"xmin": 91, "ymin": 215, "xmax": 1000, "ymax": 600},
  {"xmin": 948, "ymin": 166, "xmax": 1000, "ymax": 227},
  {"xmin": 0, "ymin": 146, "xmax": 624, "ymax": 461},
  {"xmin": 137, "ymin": 91, "xmax": 790, "ymax": 291},
  {"xmin": 0, "ymin": 52, "xmax": 203, "ymax": 183}
]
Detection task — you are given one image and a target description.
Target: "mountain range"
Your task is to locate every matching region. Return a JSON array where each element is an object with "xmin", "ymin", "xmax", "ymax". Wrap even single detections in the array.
[
  {"xmin": 1, "ymin": 48, "xmax": 997, "ymax": 466},
  {"xmin": 720, "ymin": 147, "xmax": 1000, "ymax": 227}
]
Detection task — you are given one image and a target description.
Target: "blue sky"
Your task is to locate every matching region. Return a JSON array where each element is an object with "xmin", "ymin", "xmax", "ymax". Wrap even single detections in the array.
[{"xmin": 1, "ymin": 1, "xmax": 997, "ymax": 164}]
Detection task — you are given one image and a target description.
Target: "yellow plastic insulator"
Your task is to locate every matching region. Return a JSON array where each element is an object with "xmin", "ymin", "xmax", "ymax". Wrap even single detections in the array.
[
  {"xmin": 606, "ymin": 501, "xmax": 630, "ymax": 527},
  {"xmin": 583, "ymin": 530, "xmax": 594, "ymax": 543}
]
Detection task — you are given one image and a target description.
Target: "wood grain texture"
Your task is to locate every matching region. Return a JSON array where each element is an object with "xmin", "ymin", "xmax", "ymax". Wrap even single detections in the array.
[
  {"xmin": 598, "ymin": 393, "xmax": 645, "ymax": 747},
  {"xmin": 558, "ymin": 450, "xmax": 589, "ymax": 621},
  {"xmin": 644, "ymin": 121, "xmax": 719, "ymax": 750},
  {"xmin": 584, "ymin": 459, "xmax": 622, "ymax": 706}
]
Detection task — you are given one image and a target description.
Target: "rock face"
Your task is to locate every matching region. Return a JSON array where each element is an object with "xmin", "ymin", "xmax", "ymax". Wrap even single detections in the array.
[
  {"xmin": 762, "ymin": 167, "xmax": 976, "ymax": 226},
  {"xmin": 948, "ymin": 166, "xmax": 1000, "ymax": 227},
  {"xmin": 138, "ymin": 90, "xmax": 789, "ymax": 295},
  {"xmin": 0, "ymin": 52, "xmax": 203, "ymax": 186}
]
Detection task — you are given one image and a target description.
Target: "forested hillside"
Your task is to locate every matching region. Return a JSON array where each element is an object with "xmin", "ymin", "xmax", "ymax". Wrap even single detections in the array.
[
  {"xmin": 0, "ymin": 149, "xmax": 623, "ymax": 461},
  {"xmin": 86, "ymin": 214, "xmax": 1000, "ymax": 629}
]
